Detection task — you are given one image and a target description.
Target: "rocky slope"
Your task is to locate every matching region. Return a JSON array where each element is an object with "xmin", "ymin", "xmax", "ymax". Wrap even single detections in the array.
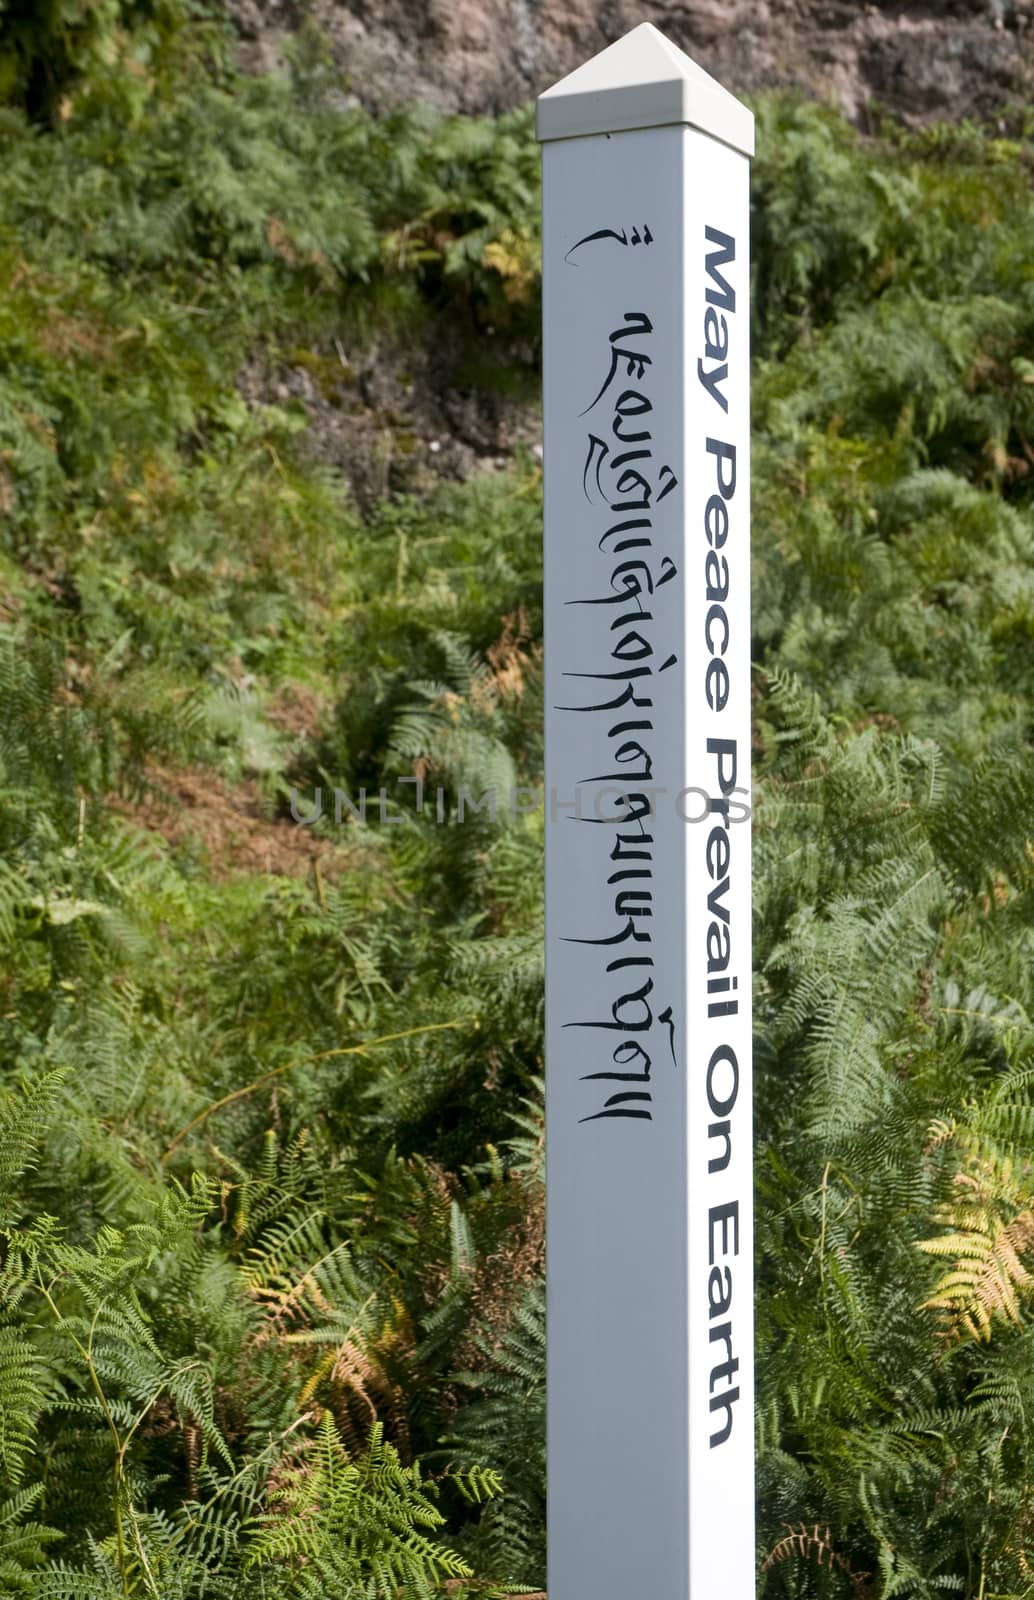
[{"xmin": 230, "ymin": 0, "xmax": 1034, "ymax": 128}]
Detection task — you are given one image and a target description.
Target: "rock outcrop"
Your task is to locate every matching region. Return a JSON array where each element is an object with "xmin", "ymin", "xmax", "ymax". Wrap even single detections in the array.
[{"xmin": 228, "ymin": 0, "xmax": 1034, "ymax": 128}]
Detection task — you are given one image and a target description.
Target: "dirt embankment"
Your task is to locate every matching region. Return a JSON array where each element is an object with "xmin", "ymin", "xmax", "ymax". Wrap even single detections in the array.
[{"xmin": 228, "ymin": 0, "xmax": 1034, "ymax": 130}]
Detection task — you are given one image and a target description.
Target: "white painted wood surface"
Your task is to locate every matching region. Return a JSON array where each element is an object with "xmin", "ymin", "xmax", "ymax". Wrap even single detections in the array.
[{"xmin": 539, "ymin": 26, "xmax": 755, "ymax": 1598}]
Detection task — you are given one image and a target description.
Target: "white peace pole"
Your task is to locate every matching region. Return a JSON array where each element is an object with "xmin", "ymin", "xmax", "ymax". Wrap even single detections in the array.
[{"xmin": 538, "ymin": 25, "xmax": 755, "ymax": 1599}]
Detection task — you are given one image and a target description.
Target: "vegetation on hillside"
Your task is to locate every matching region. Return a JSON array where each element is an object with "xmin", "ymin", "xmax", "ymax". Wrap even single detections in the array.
[{"xmin": 1, "ymin": 3, "xmax": 1034, "ymax": 1594}]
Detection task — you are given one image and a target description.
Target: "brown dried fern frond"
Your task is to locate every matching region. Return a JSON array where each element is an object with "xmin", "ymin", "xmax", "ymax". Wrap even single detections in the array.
[
  {"xmin": 762, "ymin": 1521, "xmax": 871, "ymax": 1594},
  {"xmin": 243, "ymin": 1260, "xmax": 337, "ymax": 1340},
  {"xmin": 293, "ymin": 1298, "xmax": 414, "ymax": 1459},
  {"xmin": 923, "ymin": 1115, "xmax": 958, "ymax": 1155},
  {"xmin": 916, "ymin": 1158, "xmax": 1034, "ymax": 1342}
]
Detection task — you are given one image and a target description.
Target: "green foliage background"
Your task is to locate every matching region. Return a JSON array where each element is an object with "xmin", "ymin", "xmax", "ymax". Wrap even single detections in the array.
[{"xmin": 1, "ymin": 2, "xmax": 1034, "ymax": 1595}]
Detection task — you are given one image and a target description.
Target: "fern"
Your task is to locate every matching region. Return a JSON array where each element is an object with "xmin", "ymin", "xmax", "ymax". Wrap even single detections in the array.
[
  {"xmin": 244, "ymin": 1411, "xmax": 482, "ymax": 1597},
  {"xmin": 0, "ymin": 14, "xmax": 1033, "ymax": 1595},
  {"xmin": 916, "ymin": 1156, "xmax": 1034, "ymax": 1343}
]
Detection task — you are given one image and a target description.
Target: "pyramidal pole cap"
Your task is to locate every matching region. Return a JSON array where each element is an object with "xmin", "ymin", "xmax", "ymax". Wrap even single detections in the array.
[{"xmin": 536, "ymin": 22, "xmax": 754, "ymax": 157}]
